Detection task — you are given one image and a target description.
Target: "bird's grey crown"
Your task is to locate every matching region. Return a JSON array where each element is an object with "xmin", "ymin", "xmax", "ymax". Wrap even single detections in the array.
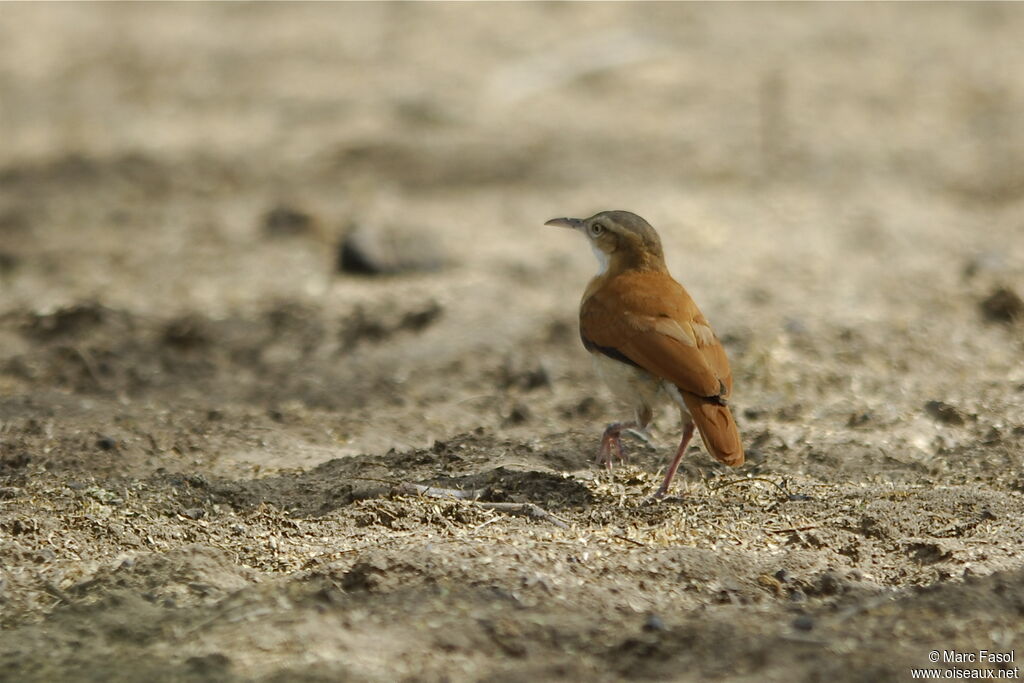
[{"xmin": 589, "ymin": 210, "xmax": 663, "ymax": 256}]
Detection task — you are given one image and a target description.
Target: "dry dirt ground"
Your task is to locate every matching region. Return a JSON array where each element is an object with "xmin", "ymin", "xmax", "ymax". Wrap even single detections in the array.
[{"xmin": 2, "ymin": 4, "xmax": 1024, "ymax": 682}]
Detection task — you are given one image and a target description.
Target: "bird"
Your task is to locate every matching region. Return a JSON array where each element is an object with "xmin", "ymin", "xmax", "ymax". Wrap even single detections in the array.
[{"xmin": 546, "ymin": 210, "xmax": 744, "ymax": 497}]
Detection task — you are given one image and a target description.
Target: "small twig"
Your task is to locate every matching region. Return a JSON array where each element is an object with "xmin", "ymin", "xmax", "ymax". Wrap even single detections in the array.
[
  {"xmin": 768, "ymin": 525, "xmax": 819, "ymax": 535},
  {"xmin": 470, "ymin": 515, "xmax": 502, "ymax": 534},
  {"xmin": 349, "ymin": 477, "xmax": 485, "ymax": 501},
  {"xmin": 778, "ymin": 634, "xmax": 830, "ymax": 646},
  {"xmin": 350, "ymin": 478, "xmax": 567, "ymax": 528},
  {"xmin": 706, "ymin": 519, "xmax": 746, "ymax": 545},
  {"xmin": 612, "ymin": 533, "xmax": 646, "ymax": 547},
  {"xmin": 474, "ymin": 502, "xmax": 569, "ymax": 529},
  {"xmin": 396, "ymin": 483, "xmax": 485, "ymax": 501},
  {"xmin": 710, "ymin": 476, "xmax": 791, "ymax": 498},
  {"xmin": 350, "ymin": 476, "xmax": 403, "ymax": 487},
  {"xmin": 454, "ymin": 394, "xmax": 496, "ymax": 406}
]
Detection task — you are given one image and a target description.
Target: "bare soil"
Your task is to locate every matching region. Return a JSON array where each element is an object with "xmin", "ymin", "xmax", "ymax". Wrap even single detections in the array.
[{"xmin": 2, "ymin": 4, "xmax": 1024, "ymax": 682}]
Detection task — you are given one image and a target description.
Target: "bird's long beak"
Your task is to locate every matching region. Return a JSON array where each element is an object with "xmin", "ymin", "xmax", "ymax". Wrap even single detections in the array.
[{"xmin": 545, "ymin": 217, "xmax": 584, "ymax": 230}]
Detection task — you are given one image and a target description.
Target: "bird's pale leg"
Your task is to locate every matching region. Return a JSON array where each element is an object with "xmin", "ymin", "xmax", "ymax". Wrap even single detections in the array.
[
  {"xmin": 596, "ymin": 421, "xmax": 637, "ymax": 470},
  {"xmin": 654, "ymin": 421, "xmax": 696, "ymax": 498}
]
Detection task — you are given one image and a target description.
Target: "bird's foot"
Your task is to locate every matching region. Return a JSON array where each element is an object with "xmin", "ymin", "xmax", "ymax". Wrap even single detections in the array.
[
  {"xmin": 595, "ymin": 422, "xmax": 637, "ymax": 471},
  {"xmin": 596, "ymin": 435, "xmax": 624, "ymax": 471},
  {"xmin": 645, "ymin": 489, "xmax": 685, "ymax": 505},
  {"xmin": 650, "ymin": 483, "xmax": 678, "ymax": 501}
]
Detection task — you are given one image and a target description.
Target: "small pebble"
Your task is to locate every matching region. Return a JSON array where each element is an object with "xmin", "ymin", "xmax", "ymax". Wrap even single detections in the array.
[
  {"xmin": 793, "ymin": 614, "xmax": 815, "ymax": 631},
  {"xmin": 186, "ymin": 652, "xmax": 232, "ymax": 674},
  {"xmin": 814, "ymin": 570, "xmax": 845, "ymax": 596},
  {"xmin": 847, "ymin": 412, "xmax": 872, "ymax": 428},
  {"xmin": 504, "ymin": 403, "xmax": 532, "ymax": 425},
  {"xmin": 643, "ymin": 614, "xmax": 666, "ymax": 632}
]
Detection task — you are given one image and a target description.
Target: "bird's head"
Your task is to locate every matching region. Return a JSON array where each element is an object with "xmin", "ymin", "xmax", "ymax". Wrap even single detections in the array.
[{"xmin": 545, "ymin": 210, "xmax": 665, "ymax": 274}]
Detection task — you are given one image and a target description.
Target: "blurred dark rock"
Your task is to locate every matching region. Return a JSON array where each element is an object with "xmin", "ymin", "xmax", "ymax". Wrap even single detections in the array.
[
  {"xmin": 642, "ymin": 614, "xmax": 665, "ymax": 632},
  {"xmin": 982, "ymin": 426, "xmax": 1002, "ymax": 444},
  {"xmin": 980, "ymin": 286, "xmax": 1023, "ymax": 323},
  {"xmin": 95, "ymin": 436, "xmax": 118, "ymax": 451},
  {"xmin": 185, "ymin": 653, "xmax": 231, "ymax": 676},
  {"xmin": 847, "ymin": 411, "xmax": 873, "ymax": 428},
  {"xmin": 810, "ymin": 570, "xmax": 846, "ymax": 596},
  {"xmin": 23, "ymin": 302, "xmax": 109, "ymax": 340},
  {"xmin": 339, "ymin": 300, "xmax": 443, "ymax": 351},
  {"xmin": 262, "ymin": 204, "xmax": 315, "ymax": 238},
  {"xmin": 561, "ymin": 396, "xmax": 600, "ymax": 419},
  {"xmin": 905, "ymin": 541, "xmax": 952, "ymax": 564},
  {"xmin": 792, "ymin": 615, "xmax": 815, "ymax": 631},
  {"xmin": 0, "ymin": 251, "xmax": 19, "ymax": 273},
  {"xmin": 501, "ymin": 357, "xmax": 552, "ymax": 392},
  {"xmin": 924, "ymin": 400, "xmax": 966, "ymax": 426},
  {"xmin": 544, "ymin": 319, "xmax": 574, "ymax": 344},
  {"xmin": 504, "ymin": 403, "xmax": 532, "ymax": 426},
  {"xmin": 337, "ymin": 223, "xmax": 446, "ymax": 276},
  {"xmin": 162, "ymin": 316, "xmax": 212, "ymax": 350},
  {"xmin": 400, "ymin": 302, "xmax": 443, "ymax": 332},
  {"xmin": 341, "ymin": 557, "xmax": 390, "ymax": 592}
]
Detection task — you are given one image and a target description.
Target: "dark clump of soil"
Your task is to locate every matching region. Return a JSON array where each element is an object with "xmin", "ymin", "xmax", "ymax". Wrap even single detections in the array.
[
  {"xmin": 262, "ymin": 204, "xmax": 316, "ymax": 238},
  {"xmin": 980, "ymin": 286, "xmax": 1024, "ymax": 323}
]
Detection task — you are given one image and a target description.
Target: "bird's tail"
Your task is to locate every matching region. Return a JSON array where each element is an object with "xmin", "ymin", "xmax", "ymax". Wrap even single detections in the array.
[{"xmin": 682, "ymin": 393, "xmax": 744, "ymax": 467}]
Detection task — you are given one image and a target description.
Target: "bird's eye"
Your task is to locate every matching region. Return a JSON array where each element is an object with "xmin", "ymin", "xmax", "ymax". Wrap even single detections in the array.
[{"xmin": 589, "ymin": 223, "xmax": 605, "ymax": 236}]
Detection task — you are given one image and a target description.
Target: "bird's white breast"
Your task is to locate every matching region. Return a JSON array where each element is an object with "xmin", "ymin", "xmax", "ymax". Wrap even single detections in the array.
[
  {"xmin": 590, "ymin": 352, "xmax": 693, "ymax": 421},
  {"xmin": 590, "ymin": 244, "xmax": 609, "ymax": 275},
  {"xmin": 591, "ymin": 352, "xmax": 662, "ymax": 412}
]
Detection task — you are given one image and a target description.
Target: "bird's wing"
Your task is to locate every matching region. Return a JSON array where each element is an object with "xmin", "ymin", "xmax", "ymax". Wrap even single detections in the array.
[{"xmin": 580, "ymin": 272, "xmax": 731, "ymax": 399}]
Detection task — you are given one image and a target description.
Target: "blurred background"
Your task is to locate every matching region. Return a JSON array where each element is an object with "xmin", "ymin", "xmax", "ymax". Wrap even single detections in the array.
[{"xmin": 1, "ymin": 2, "xmax": 1022, "ymax": 462}]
